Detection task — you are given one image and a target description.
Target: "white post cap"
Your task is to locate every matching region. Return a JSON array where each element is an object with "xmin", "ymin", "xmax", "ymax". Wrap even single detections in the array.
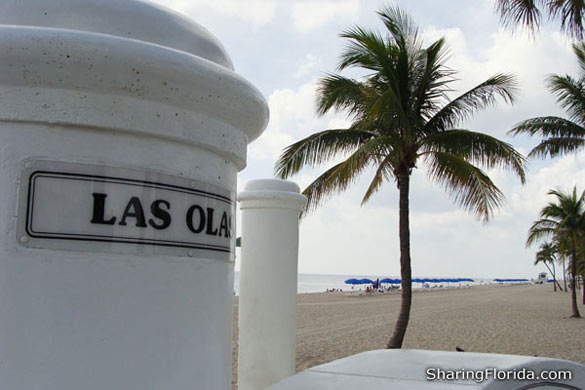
[
  {"xmin": 0, "ymin": 0, "xmax": 269, "ymax": 170},
  {"xmin": 238, "ymin": 179, "xmax": 307, "ymax": 211}
]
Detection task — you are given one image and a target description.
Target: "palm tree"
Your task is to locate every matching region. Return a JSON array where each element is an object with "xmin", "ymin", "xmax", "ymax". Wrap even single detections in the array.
[
  {"xmin": 577, "ymin": 253, "xmax": 585, "ymax": 303},
  {"xmin": 527, "ymin": 187, "xmax": 585, "ymax": 317},
  {"xmin": 275, "ymin": 6, "xmax": 527, "ymax": 348},
  {"xmin": 534, "ymin": 241, "xmax": 562, "ymax": 291},
  {"xmin": 561, "ymin": 255, "xmax": 569, "ymax": 292},
  {"xmin": 508, "ymin": 42, "xmax": 585, "ymax": 157},
  {"xmin": 496, "ymin": 0, "xmax": 585, "ymax": 39}
]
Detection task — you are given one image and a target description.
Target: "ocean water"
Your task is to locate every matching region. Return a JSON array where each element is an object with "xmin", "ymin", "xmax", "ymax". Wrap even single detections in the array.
[{"xmin": 233, "ymin": 272, "xmax": 495, "ymax": 295}]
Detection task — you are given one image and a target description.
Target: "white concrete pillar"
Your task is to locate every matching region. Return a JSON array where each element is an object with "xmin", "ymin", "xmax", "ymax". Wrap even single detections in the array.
[
  {"xmin": 237, "ymin": 179, "xmax": 307, "ymax": 390},
  {"xmin": 0, "ymin": 1, "xmax": 268, "ymax": 389}
]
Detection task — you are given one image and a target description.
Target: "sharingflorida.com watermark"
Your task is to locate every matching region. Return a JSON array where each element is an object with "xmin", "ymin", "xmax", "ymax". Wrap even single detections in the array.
[{"xmin": 426, "ymin": 367, "xmax": 573, "ymax": 383}]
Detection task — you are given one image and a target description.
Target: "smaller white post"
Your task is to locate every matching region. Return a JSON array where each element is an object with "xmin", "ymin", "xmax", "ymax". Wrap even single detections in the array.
[{"xmin": 237, "ymin": 179, "xmax": 307, "ymax": 390}]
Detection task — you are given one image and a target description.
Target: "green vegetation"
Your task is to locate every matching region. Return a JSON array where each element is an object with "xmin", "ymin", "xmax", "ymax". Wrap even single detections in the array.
[
  {"xmin": 509, "ymin": 43, "xmax": 585, "ymax": 158},
  {"xmin": 527, "ymin": 187, "xmax": 584, "ymax": 318},
  {"xmin": 534, "ymin": 241, "xmax": 562, "ymax": 291}
]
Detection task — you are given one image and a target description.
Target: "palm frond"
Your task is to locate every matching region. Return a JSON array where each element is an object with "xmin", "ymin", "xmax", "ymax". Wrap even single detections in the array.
[
  {"xmin": 425, "ymin": 152, "xmax": 505, "ymax": 221},
  {"xmin": 546, "ymin": 73, "xmax": 585, "ymax": 123},
  {"xmin": 376, "ymin": 5, "xmax": 421, "ymax": 51},
  {"xmin": 421, "ymin": 129, "xmax": 526, "ymax": 183},
  {"xmin": 509, "ymin": 116, "xmax": 585, "ymax": 138},
  {"xmin": 528, "ymin": 137, "xmax": 585, "ymax": 158},
  {"xmin": 412, "ymin": 38, "xmax": 456, "ymax": 121},
  {"xmin": 425, "ymin": 73, "xmax": 518, "ymax": 132},
  {"xmin": 367, "ymin": 87, "xmax": 410, "ymax": 131},
  {"xmin": 496, "ymin": 0, "xmax": 544, "ymax": 32},
  {"xmin": 274, "ymin": 129, "xmax": 374, "ymax": 179},
  {"xmin": 542, "ymin": 187, "xmax": 585, "ymax": 220},
  {"xmin": 361, "ymin": 155, "xmax": 395, "ymax": 205},
  {"xmin": 534, "ymin": 241, "xmax": 559, "ymax": 265},
  {"xmin": 316, "ymin": 74, "xmax": 368, "ymax": 116},
  {"xmin": 527, "ymin": 218, "xmax": 558, "ymax": 246},
  {"xmin": 528, "ymin": 187, "xmax": 585, "ymax": 247},
  {"xmin": 338, "ymin": 26, "xmax": 392, "ymax": 73},
  {"xmin": 547, "ymin": 0, "xmax": 585, "ymax": 39},
  {"xmin": 571, "ymin": 41, "xmax": 585, "ymax": 73},
  {"xmin": 301, "ymin": 137, "xmax": 395, "ymax": 213}
]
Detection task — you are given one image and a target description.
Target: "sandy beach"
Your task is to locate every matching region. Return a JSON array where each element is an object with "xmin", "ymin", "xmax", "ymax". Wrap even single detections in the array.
[{"xmin": 231, "ymin": 283, "xmax": 585, "ymax": 389}]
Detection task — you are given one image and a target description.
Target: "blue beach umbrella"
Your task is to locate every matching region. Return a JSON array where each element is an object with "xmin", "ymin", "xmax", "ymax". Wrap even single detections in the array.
[
  {"xmin": 359, "ymin": 278, "xmax": 374, "ymax": 284},
  {"xmin": 344, "ymin": 278, "xmax": 360, "ymax": 285}
]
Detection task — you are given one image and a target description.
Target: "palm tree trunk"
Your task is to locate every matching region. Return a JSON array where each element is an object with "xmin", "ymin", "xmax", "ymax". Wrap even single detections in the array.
[
  {"xmin": 387, "ymin": 171, "xmax": 412, "ymax": 349},
  {"xmin": 543, "ymin": 262, "xmax": 557, "ymax": 291},
  {"xmin": 570, "ymin": 238, "xmax": 581, "ymax": 318},
  {"xmin": 551, "ymin": 262, "xmax": 562, "ymax": 291},
  {"xmin": 563, "ymin": 260, "xmax": 568, "ymax": 292}
]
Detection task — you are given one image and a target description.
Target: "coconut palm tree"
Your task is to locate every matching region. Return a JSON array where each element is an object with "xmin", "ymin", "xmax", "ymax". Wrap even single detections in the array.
[
  {"xmin": 527, "ymin": 187, "xmax": 585, "ymax": 317},
  {"xmin": 561, "ymin": 255, "xmax": 569, "ymax": 292},
  {"xmin": 496, "ymin": 0, "xmax": 585, "ymax": 39},
  {"xmin": 534, "ymin": 241, "xmax": 562, "ymax": 291},
  {"xmin": 508, "ymin": 42, "xmax": 585, "ymax": 156},
  {"xmin": 275, "ymin": 6, "xmax": 527, "ymax": 348},
  {"xmin": 577, "ymin": 253, "xmax": 585, "ymax": 303}
]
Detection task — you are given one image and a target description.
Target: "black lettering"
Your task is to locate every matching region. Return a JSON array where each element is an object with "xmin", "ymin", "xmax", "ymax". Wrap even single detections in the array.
[
  {"xmin": 90, "ymin": 193, "xmax": 116, "ymax": 225},
  {"xmin": 148, "ymin": 199, "xmax": 171, "ymax": 230},
  {"xmin": 206, "ymin": 207, "xmax": 218, "ymax": 236},
  {"xmin": 218, "ymin": 212, "xmax": 230, "ymax": 237},
  {"xmin": 228, "ymin": 216, "xmax": 232, "ymax": 239},
  {"xmin": 118, "ymin": 197, "xmax": 147, "ymax": 227},
  {"xmin": 186, "ymin": 205, "xmax": 205, "ymax": 233}
]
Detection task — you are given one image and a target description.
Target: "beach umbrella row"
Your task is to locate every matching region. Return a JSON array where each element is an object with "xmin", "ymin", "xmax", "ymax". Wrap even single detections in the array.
[
  {"xmin": 347, "ymin": 277, "xmax": 476, "ymax": 285},
  {"xmin": 344, "ymin": 278, "xmax": 375, "ymax": 285},
  {"xmin": 493, "ymin": 278, "xmax": 529, "ymax": 283},
  {"xmin": 380, "ymin": 278, "xmax": 401, "ymax": 284},
  {"xmin": 412, "ymin": 278, "xmax": 475, "ymax": 283}
]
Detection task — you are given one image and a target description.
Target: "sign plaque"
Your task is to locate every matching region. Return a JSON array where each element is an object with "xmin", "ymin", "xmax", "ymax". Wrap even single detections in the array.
[{"xmin": 17, "ymin": 160, "xmax": 234, "ymax": 260}]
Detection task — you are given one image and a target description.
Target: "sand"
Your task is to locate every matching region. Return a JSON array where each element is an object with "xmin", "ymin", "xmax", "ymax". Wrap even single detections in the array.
[{"xmin": 231, "ymin": 283, "xmax": 585, "ymax": 389}]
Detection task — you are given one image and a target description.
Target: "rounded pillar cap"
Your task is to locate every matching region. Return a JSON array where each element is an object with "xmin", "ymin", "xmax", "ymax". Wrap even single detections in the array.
[
  {"xmin": 238, "ymin": 179, "xmax": 307, "ymax": 211},
  {"xmin": 244, "ymin": 179, "xmax": 301, "ymax": 194},
  {"xmin": 1, "ymin": 0, "xmax": 233, "ymax": 69},
  {"xmin": 0, "ymin": 0, "xmax": 269, "ymax": 170}
]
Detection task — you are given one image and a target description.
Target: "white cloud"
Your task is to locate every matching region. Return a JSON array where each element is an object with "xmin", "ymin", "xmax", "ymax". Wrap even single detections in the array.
[
  {"xmin": 291, "ymin": 0, "xmax": 361, "ymax": 33},
  {"xmin": 247, "ymin": 81, "xmax": 351, "ymax": 168},
  {"xmin": 422, "ymin": 26, "xmax": 574, "ymax": 94},
  {"xmin": 246, "ymin": 82, "xmax": 317, "ymax": 166},
  {"xmin": 294, "ymin": 54, "xmax": 323, "ymax": 79},
  {"xmin": 159, "ymin": 0, "xmax": 276, "ymax": 28},
  {"xmin": 507, "ymin": 149, "xmax": 585, "ymax": 217}
]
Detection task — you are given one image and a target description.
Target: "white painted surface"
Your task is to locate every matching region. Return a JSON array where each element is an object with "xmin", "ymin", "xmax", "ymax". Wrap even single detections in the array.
[
  {"xmin": 268, "ymin": 349, "xmax": 585, "ymax": 389},
  {"xmin": 0, "ymin": 1, "xmax": 268, "ymax": 389},
  {"xmin": 237, "ymin": 179, "xmax": 307, "ymax": 390}
]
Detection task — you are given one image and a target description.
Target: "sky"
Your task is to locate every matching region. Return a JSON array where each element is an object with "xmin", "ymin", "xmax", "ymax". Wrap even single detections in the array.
[{"xmin": 151, "ymin": 0, "xmax": 585, "ymax": 279}]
